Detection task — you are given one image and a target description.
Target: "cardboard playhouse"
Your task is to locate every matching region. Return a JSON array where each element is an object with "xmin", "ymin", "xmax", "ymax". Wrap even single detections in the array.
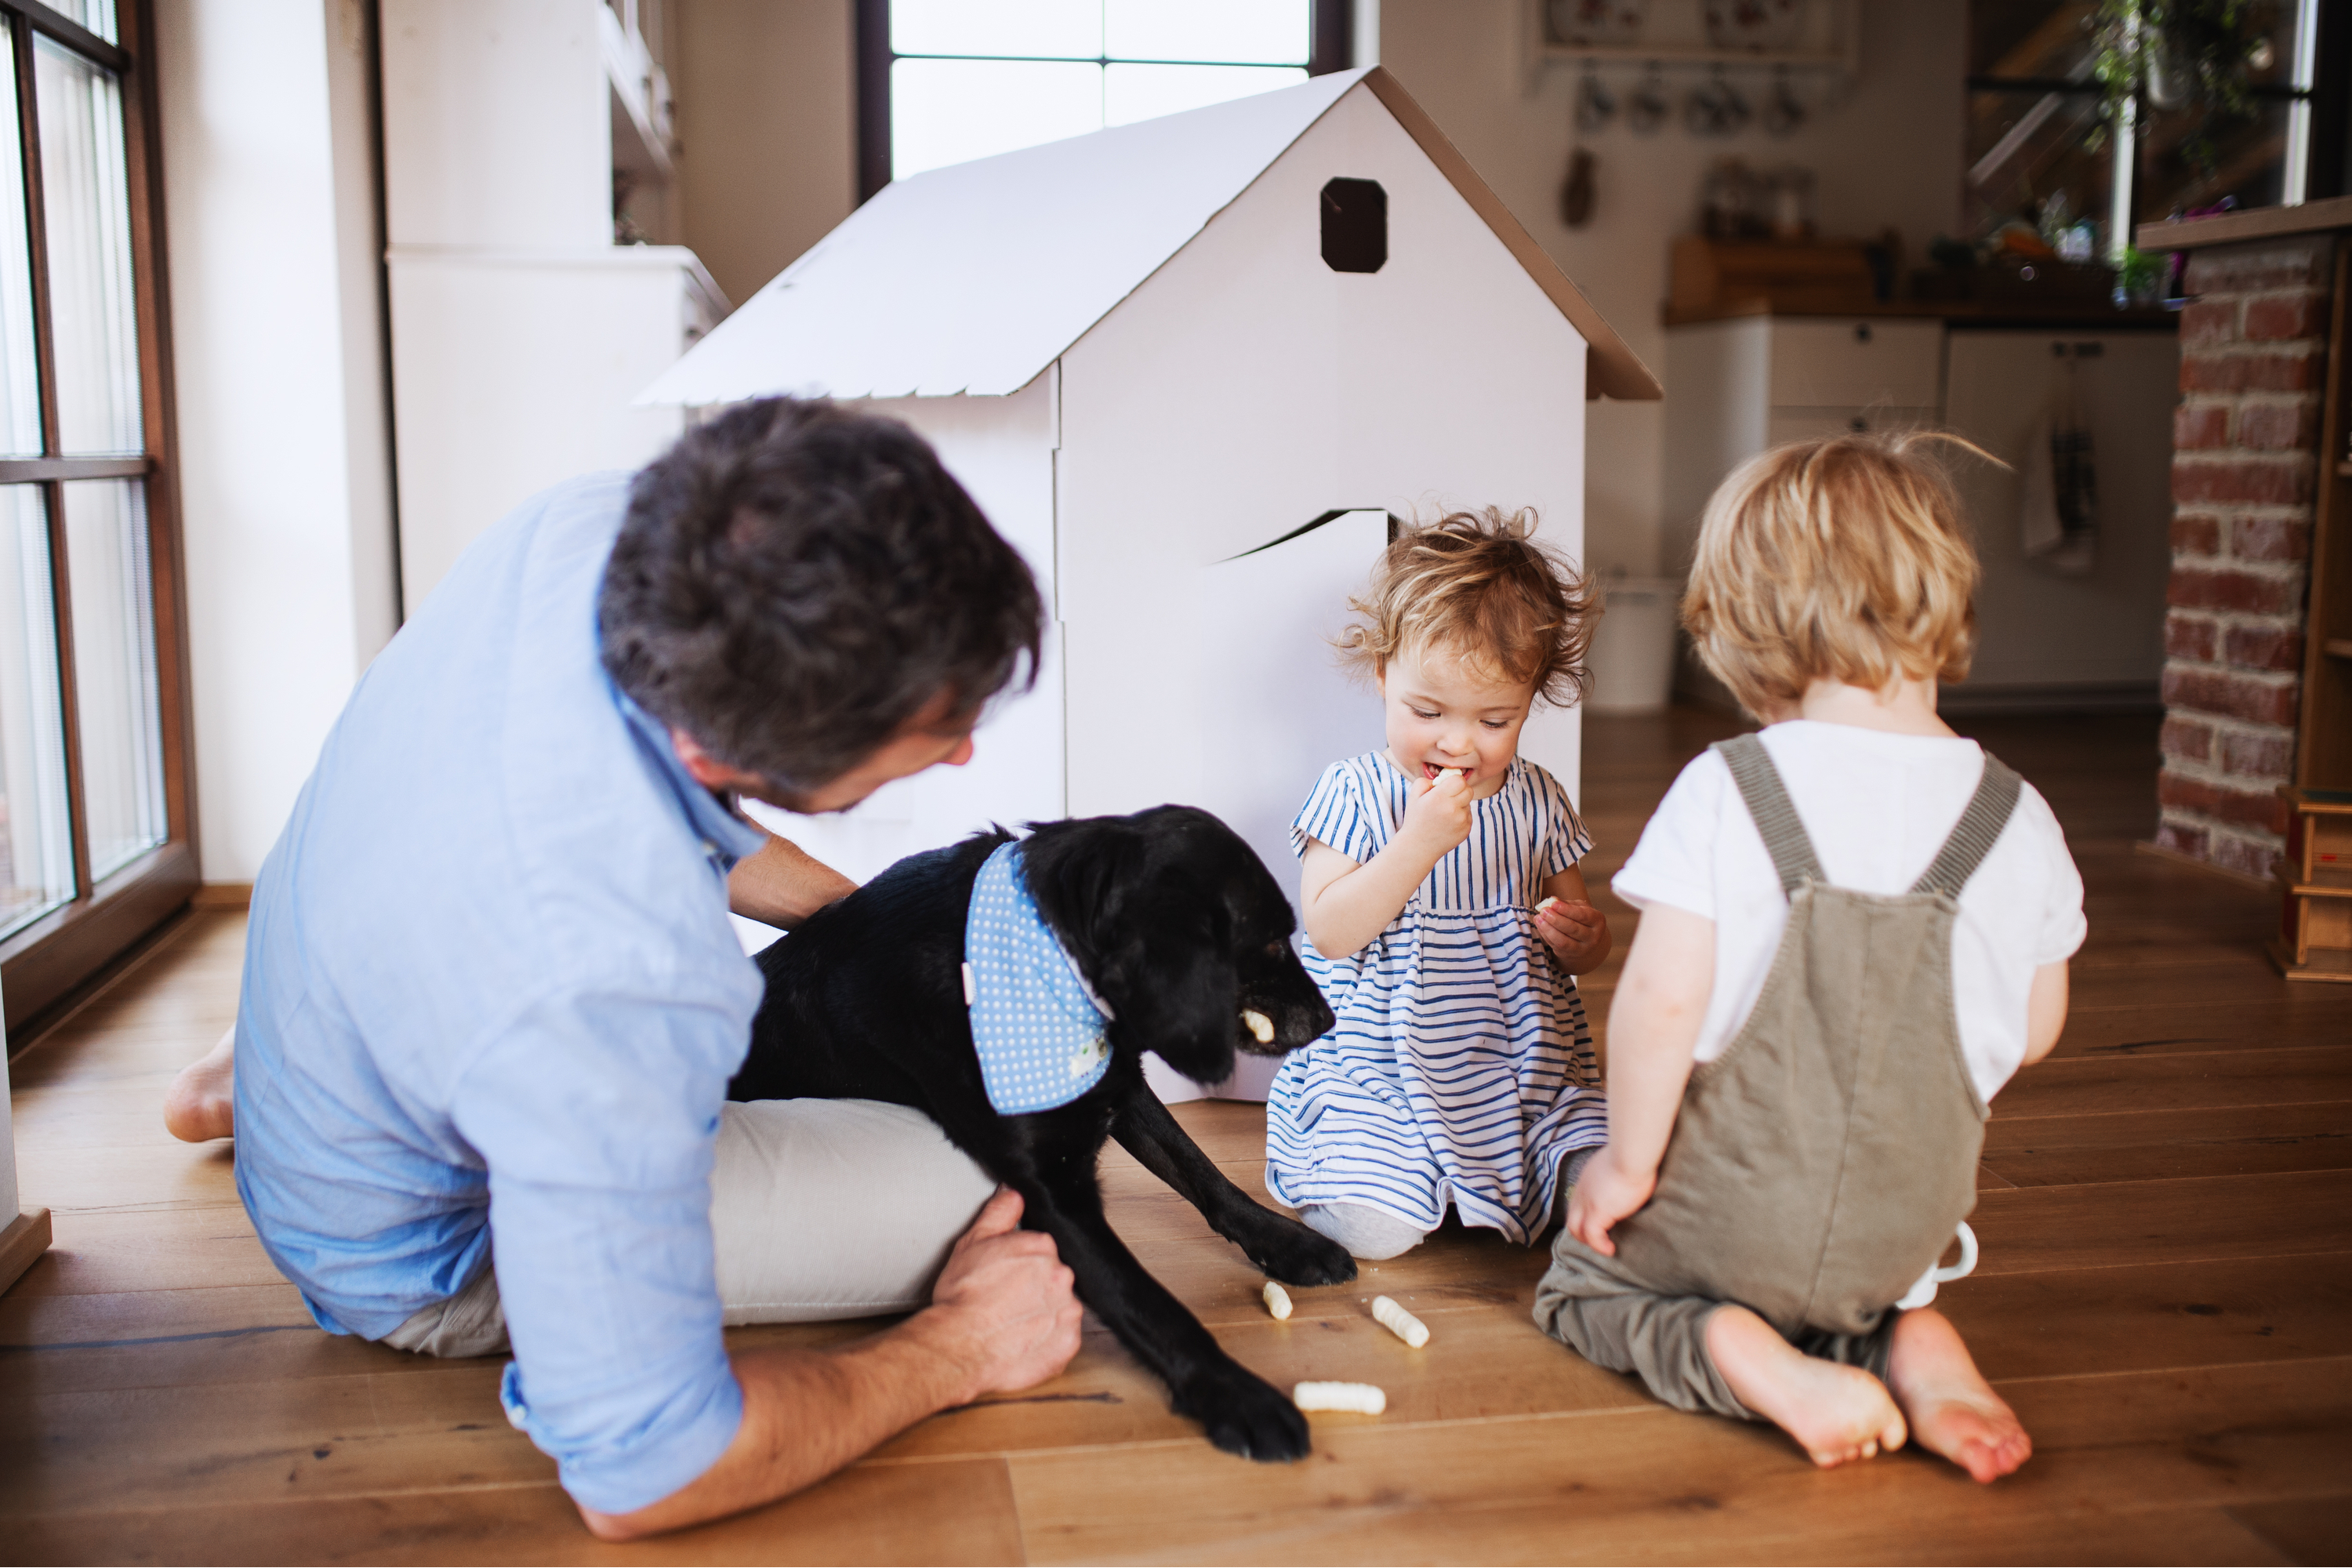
[{"xmin": 643, "ymin": 65, "xmax": 1658, "ymax": 1098}]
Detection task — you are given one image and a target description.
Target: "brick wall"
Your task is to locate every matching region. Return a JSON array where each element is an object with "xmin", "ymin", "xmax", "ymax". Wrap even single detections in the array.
[{"xmin": 2158, "ymin": 234, "xmax": 2332, "ymax": 877}]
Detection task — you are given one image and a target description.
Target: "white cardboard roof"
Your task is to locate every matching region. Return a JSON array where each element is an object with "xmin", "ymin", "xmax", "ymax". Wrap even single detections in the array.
[{"xmin": 641, "ymin": 67, "xmax": 1658, "ymax": 407}]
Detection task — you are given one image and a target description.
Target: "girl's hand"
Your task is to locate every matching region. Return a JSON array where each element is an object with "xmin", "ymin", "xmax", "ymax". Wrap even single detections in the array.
[
  {"xmin": 1565, "ymin": 1145, "xmax": 1655, "ymax": 1256},
  {"xmin": 1400, "ymin": 766, "xmax": 1475, "ymax": 856},
  {"xmin": 1536, "ymin": 898, "xmax": 1610, "ymax": 974}
]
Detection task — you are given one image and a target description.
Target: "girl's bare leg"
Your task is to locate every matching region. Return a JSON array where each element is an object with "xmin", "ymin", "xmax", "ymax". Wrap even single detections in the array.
[
  {"xmin": 1705, "ymin": 1304, "xmax": 1907, "ymax": 1468},
  {"xmin": 1884, "ymin": 1307, "xmax": 2031, "ymax": 1483},
  {"xmin": 163, "ymin": 1028, "xmax": 236, "ymax": 1142}
]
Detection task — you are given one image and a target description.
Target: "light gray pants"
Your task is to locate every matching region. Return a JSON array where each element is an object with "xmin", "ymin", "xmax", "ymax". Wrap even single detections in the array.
[
  {"xmin": 382, "ymin": 1099, "xmax": 996, "ymax": 1358},
  {"xmin": 1534, "ymin": 1236, "xmax": 1900, "ymax": 1421}
]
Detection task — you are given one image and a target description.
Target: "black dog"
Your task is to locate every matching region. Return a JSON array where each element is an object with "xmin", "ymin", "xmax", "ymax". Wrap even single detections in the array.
[{"xmin": 729, "ymin": 805, "xmax": 1357, "ymax": 1460}]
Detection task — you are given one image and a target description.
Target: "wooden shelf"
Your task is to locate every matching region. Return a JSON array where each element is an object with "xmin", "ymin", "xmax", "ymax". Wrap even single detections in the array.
[
  {"xmin": 2135, "ymin": 194, "xmax": 2352, "ymax": 253},
  {"xmin": 2328, "ymin": 638, "xmax": 2352, "ymax": 659}
]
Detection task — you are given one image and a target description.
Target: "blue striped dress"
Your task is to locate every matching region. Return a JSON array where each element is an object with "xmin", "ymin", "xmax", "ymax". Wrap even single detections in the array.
[{"xmin": 1266, "ymin": 751, "xmax": 1607, "ymax": 1245}]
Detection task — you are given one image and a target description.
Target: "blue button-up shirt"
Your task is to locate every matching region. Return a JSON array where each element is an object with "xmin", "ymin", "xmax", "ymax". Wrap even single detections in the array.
[{"xmin": 234, "ymin": 473, "xmax": 769, "ymax": 1513}]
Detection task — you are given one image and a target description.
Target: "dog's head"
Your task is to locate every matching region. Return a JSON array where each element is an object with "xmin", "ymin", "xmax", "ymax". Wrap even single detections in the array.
[{"xmin": 1020, "ymin": 805, "xmax": 1334, "ymax": 1088}]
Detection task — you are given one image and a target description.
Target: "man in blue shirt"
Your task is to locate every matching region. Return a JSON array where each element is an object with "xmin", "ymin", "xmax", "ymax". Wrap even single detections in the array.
[{"xmin": 165, "ymin": 400, "xmax": 1083, "ymax": 1538}]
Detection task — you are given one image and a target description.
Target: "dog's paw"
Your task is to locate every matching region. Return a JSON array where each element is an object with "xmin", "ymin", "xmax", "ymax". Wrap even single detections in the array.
[
  {"xmin": 1240, "ymin": 1217, "xmax": 1358, "ymax": 1287},
  {"xmin": 1176, "ymin": 1363, "xmax": 1312, "ymax": 1463}
]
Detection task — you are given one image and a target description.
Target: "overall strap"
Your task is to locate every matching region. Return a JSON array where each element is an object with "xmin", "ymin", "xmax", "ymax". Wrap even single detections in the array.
[
  {"xmin": 1908, "ymin": 752, "xmax": 2023, "ymax": 897},
  {"xmin": 1712, "ymin": 735, "xmax": 1826, "ymax": 897}
]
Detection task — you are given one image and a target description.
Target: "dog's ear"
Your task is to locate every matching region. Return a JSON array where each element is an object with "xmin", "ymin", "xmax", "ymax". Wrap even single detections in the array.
[{"xmin": 1094, "ymin": 862, "xmax": 1240, "ymax": 1087}]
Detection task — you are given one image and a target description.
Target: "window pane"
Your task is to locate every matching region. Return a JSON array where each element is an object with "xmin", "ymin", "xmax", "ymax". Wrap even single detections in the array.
[
  {"xmin": 1105, "ymin": 63, "xmax": 1308, "ymax": 126},
  {"xmin": 63, "ymin": 478, "xmax": 162, "ymax": 880},
  {"xmin": 0, "ymin": 485, "xmax": 72, "ymax": 934},
  {"xmin": 36, "ymin": 38, "xmax": 142, "ymax": 456},
  {"xmin": 894, "ymin": 0, "xmax": 1100, "ymax": 59},
  {"xmin": 891, "ymin": 57, "xmax": 1102, "ymax": 179},
  {"xmin": 1105, "ymin": 0, "xmax": 1312, "ymax": 64},
  {"xmin": 44, "ymin": 2, "xmax": 118, "ymax": 45},
  {"xmin": 2137, "ymin": 96, "xmax": 2298, "ymax": 225},
  {"xmin": 0, "ymin": 30, "xmax": 40, "ymax": 458},
  {"xmin": 1965, "ymin": 86, "xmax": 2112, "ymax": 246}
]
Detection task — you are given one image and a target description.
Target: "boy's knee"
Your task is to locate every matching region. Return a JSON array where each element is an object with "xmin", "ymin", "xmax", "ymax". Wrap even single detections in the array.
[{"xmin": 1297, "ymin": 1202, "xmax": 1428, "ymax": 1261}]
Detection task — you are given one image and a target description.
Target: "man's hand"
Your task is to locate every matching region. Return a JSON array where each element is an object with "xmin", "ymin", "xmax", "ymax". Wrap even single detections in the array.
[
  {"xmin": 1400, "ymin": 767, "xmax": 1475, "ymax": 858},
  {"xmin": 920, "ymin": 1189, "xmax": 1083, "ymax": 1404},
  {"xmin": 1565, "ymin": 1145, "xmax": 1655, "ymax": 1256},
  {"xmin": 1535, "ymin": 898, "xmax": 1610, "ymax": 974},
  {"xmin": 579, "ymin": 1189, "xmax": 1079, "ymax": 1543}
]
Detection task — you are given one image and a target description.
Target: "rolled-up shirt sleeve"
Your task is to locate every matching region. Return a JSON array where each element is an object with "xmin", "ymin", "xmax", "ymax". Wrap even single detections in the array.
[{"xmin": 450, "ymin": 980, "xmax": 748, "ymax": 1515}]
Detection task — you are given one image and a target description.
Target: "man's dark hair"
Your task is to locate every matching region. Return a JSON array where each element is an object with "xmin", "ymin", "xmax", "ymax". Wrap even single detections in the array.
[{"xmin": 599, "ymin": 397, "xmax": 1043, "ymax": 793}]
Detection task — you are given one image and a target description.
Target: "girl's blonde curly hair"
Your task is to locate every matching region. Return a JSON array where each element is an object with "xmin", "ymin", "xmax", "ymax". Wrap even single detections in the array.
[{"xmin": 1336, "ymin": 508, "xmax": 1598, "ymax": 706}]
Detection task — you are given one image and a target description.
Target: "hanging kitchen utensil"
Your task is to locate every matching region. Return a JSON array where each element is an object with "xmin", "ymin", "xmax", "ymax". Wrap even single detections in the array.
[
  {"xmin": 1626, "ymin": 64, "xmax": 1670, "ymax": 133},
  {"xmin": 1762, "ymin": 67, "xmax": 1805, "ymax": 136},
  {"xmin": 1561, "ymin": 147, "xmax": 1596, "ymax": 228},
  {"xmin": 1685, "ymin": 67, "xmax": 1748, "ymax": 137},
  {"xmin": 1575, "ymin": 64, "xmax": 1617, "ymax": 132}
]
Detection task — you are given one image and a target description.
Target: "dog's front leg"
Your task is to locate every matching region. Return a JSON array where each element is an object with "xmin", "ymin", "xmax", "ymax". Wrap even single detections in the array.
[
  {"xmin": 1011, "ymin": 1174, "xmax": 1313, "ymax": 1463},
  {"xmin": 1109, "ymin": 1086, "xmax": 1356, "ymax": 1287}
]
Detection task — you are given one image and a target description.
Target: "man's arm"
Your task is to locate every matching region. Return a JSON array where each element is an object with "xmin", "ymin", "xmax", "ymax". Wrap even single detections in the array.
[
  {"xmin": 579, "ymin": 1189, "xmax": 1081, "ymax": 1542},
  {"xmin": 728, "ymin": 833, "xmax": 858, "ymax": 928}
]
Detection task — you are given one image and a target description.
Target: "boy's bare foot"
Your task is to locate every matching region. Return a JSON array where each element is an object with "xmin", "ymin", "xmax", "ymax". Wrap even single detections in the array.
[
  {"xmin": 163, "ymin": 1028, "xmax": 236, "ymax": 1143},
  {"xmin": 1707, "ymin": 1304, "xmax": 1907, "ymax": 1468},
  {"xmin": 1885, "ymin": 1307, "xmax": 2031, "ymax": 1483}
]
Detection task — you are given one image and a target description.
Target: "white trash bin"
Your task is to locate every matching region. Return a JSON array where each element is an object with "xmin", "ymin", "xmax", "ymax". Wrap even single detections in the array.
[{"xmin": 1585, "ymin": 575, "xmax": 1681, "ymax": 713}]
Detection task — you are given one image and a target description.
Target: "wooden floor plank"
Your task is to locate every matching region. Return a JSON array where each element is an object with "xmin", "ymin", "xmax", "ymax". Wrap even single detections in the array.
[
  {"xmin": 2, "ymin": 1457, "xmax": 1027, "ymax": 1567},
  {"xmin": 2227, "ymin": 1497, "xmax": 2352, "ymax": 1567},
  {"xmin": 1980, "ymin": 1101, "xmax": 2352, "ymax": 1186},
  {"xmin": 1003, "ymin": 1359, "xmax": 2352, "ymax": 1566},
  {"xmin": 1940, "ymin": 1252, "xmax": 2352, "ymax": 1381},
  {"xmin": 1967, "ymin": 1171, "xmax": 2352, "ymax": 1275},
  {"xmin": 1991, "ymin": 1048, "xmax": 2352, "ymax": 1120}
]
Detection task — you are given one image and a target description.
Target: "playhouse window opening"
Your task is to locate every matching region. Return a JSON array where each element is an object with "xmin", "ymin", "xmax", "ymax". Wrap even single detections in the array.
[{"xmin": 870, "ymin": 1, "xmax": 1338, "ymax": 187}]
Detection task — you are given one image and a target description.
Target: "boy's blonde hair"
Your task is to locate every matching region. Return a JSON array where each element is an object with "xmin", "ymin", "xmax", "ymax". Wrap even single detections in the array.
[
  {"xmin": 1683, "ymin": 433, "xmax": 1982, "ymax": 719},
  {"xmin": 1338, "ymin": 508, "xmax": 1596, "ymax": 705}
]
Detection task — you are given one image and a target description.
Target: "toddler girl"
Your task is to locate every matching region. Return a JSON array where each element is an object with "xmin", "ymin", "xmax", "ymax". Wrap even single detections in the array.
[
  {"xmin": 1268, "ymin": 510, "xmax": 1611, "ymax": 1261},
  {"xmin": 1536, "ymin": 434, "xmax": 2079, "ymax": 1484}
]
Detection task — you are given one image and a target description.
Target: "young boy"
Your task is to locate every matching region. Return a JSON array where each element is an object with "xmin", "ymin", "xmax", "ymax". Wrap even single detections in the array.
[{"xmin": 1536, "ymin": 434, "xmax": 2082, "ymax": 1483}]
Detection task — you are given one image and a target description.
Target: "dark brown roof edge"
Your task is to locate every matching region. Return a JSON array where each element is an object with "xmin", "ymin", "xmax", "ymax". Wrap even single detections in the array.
[{"xmin": 1361, "ymin": 67, "xmax": 1662, "ymax": 401}]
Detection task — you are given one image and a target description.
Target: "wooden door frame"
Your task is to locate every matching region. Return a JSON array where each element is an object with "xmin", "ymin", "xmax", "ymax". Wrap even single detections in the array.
[{"xmin": 0, "ymin": 0, "xmax": 196, "ymax": 1038}]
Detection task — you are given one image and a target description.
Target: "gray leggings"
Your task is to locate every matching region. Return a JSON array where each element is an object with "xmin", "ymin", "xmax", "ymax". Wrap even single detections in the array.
[
  {"xmin": 1298, "ymin": 1149, "xmax": 1601, "ymax": 1262},
  {"xmin": 382, "ymin": 1098, "xmax": 996, "ymax": 1357}
]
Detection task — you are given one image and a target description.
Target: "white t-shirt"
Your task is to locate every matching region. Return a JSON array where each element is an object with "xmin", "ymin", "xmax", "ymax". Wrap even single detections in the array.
[{"xmin": 1610, "ymin": 722, "xmax": 2085, "ymax": 1105}]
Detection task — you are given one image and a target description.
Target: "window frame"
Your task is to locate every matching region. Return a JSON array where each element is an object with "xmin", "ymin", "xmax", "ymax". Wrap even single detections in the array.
[
  {"xmin": 0, "ymin": 0, "xmax": 195, "ymax": 1036},
  {"xmin": 1964, "ymin": 0, "xmax": 2345, "ymax": 250},
  {"xmin": 855, "ymin": 0, "xmax": 1352, "ymax": 202}
]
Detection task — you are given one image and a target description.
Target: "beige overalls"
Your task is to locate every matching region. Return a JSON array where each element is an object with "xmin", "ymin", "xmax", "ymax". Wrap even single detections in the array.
[{"xmin": 1534, "ymin": 735, "xmax": 2021, "ymax": 1418}]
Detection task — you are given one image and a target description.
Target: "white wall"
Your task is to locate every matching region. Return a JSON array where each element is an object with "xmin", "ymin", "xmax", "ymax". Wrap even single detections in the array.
[
  {"xmin": 1377, "ymin": 0, "xmax": 1963, "ymax": 574},
  {"xmin": 156, "ymin": 0, "xmax": 398, "ymax": 884}
]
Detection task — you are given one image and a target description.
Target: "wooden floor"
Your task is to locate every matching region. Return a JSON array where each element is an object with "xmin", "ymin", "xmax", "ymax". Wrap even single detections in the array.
[{"xmin": 5, "ymin": 708, "xmax": 2350, "ymax": 1565}]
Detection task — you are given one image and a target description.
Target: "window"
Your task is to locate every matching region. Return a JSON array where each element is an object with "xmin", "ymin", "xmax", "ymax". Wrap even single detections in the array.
[
  {"xmin": 0, "ymin": 1, "xmax": 191, "ymax": 1034},
  {"xmin": 1965, "ymin": 0, "xmax": 2334, "ymax": 259},
  {"xmin": 859, "ymin": 1, "xmax": 1345, "ymax": 195}
]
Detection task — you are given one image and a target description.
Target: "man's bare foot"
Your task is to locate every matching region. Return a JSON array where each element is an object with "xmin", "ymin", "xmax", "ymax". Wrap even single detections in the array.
[
  {"xmin": 1707, "ymin": 1304, "xmax": 1907, "ymax": 1468},
  {"xmin": 1885, "ymin": 1307, "xmax": 2031, "ymax": 1483},
  {"xmin": 163, "ymin": 1028, "xmax": 236, "ymax": 1142}
]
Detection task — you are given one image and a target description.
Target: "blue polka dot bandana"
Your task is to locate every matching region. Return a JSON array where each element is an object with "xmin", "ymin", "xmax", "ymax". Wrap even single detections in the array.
[{"xmin": 964, "ymin": 840, "xmax": 1112, "ymax": 1115}]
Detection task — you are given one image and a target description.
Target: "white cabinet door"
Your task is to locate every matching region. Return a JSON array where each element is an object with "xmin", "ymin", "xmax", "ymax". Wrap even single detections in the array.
[
  {"xmin": 1767, "ymin": 319, "xmax": 1945, "ymax": 408},
  {"xmin": 1944, "ymin": 331, "xmax": 2180, "ymax": 693}
]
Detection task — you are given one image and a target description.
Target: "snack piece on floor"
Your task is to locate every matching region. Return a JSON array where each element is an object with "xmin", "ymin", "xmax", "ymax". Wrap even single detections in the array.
[
  {"xmin": 1373, "ymin": 1294, "xmax": 1429, "ymax": 1347},
  {"xmin": 1263, "ymin": 1281, "xmax": 1293, "ymax": 1320},
  {"xmin": 1294, "ymin": 1381, "xmax": 1386, "ymax": 1414}
]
